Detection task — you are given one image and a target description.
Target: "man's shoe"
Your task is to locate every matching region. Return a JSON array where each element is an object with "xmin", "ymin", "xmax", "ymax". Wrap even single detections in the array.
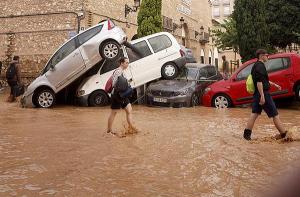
[
  {"xmin": 243, "ymin": 129, "xmax": 252, "ymax": 140},
  {"xmin": 275, "ymin": 131, "xmax": 293, "ymax": 142}
]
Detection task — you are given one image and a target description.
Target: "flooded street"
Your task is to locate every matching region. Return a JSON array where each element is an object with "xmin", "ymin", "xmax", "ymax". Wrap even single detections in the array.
[{"xmin": 1, "ymin": 91, "xmax": 300, "ymax": 196}]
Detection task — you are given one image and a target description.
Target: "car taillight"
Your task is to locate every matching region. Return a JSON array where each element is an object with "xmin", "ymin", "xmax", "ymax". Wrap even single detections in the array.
[
  {"xmin": 107, "ymin": 20, "xmax": 115, "ymax": 30},
  {"xmin": 180, "ymin": 49, "xmax": 185, "ymax": 57}
]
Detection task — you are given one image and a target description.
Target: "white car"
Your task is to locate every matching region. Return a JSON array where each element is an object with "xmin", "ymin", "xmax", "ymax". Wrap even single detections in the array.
[
  {"xmin": 76, "ymin": 32, "xmax": 186, "ymax": 106},
  {"xmin": 21, "ymin": 19, "xmax": 127, "ymax": 108}
]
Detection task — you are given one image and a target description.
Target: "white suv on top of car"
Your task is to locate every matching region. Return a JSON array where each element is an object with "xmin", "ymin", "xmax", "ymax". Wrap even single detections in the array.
[
  {"xmin": 21, "ymin": 19, "xmax": 127, "ymax": 108},
  {"xmin": 76, "ymin": 32, "xmax": 187, "ymax": 107}
]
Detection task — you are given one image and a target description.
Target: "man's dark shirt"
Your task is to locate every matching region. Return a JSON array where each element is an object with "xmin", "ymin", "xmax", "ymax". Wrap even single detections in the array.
[{"xmin": 251, "ymin": 61, "xmax": 270, "ymax": 91}]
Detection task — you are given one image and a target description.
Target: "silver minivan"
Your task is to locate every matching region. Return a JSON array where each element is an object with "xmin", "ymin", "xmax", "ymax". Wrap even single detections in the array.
[{"xmin": 21, "ymin": 19, "xmax": 126, "ymax": 108}]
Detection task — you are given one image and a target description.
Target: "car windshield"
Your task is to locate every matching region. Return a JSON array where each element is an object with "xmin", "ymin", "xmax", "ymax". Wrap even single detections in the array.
[{"xmin": 176, "ymin": 68, "xmax": 198, "ymax": 81}]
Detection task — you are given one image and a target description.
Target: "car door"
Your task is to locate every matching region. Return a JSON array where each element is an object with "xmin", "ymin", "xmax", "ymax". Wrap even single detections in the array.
[
  {"xmin": 45, "ymin": 38, "xmax": 85, "ymax": 90},
  {"xmin": 77, "ymin": 25, "xmax": 103, "ymax": 68},
  {"xmin": 266, "ymin": 57, "xmax": 293, "ymax": 96},
  {"xmin": 230, "ymin": 63, "xmax": 255, "ymax": 103},
  {"xmin": 147, "ymin": 35, "xmax": 174, "ymax": 78},
  {"xmin": 125, "ymin": 40, "xmax": 153, "ymax": 87}
]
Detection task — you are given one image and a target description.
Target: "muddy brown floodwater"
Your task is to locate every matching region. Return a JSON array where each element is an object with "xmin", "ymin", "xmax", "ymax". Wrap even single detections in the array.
[{"xmin": 1, "ymin": 91, "xmax": 300, "ymax": 197}]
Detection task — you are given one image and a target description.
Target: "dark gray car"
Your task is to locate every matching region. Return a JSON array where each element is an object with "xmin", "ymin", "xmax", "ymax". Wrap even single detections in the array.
[{"xmin": 146, "ymin": 63, "xmax": 223, "ymax": 107}]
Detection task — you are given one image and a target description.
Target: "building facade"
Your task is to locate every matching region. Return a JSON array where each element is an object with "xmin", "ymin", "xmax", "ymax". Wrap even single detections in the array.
[
  {"xmin": 211, "ymin": 0, "xmax": 241, "ymax": 72},
  {"xmin": 0, "ymin": 0, "xmax": 216, "ymax": 82}
]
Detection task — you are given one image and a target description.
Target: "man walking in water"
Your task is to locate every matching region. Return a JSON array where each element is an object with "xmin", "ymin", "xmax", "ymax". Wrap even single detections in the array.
[
  {"xmin": 243, "ymin": 49, "xmax": 289, "ymax": 141},
  {"xmin": 107, "ymin": 57, "xmax": 138, "ymax": 137}
]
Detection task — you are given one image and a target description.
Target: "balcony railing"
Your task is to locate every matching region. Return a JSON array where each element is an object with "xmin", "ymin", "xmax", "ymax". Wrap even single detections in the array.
[{"xmin": 199, "ymin": 32, "xmax": 210, "ymax": 44}]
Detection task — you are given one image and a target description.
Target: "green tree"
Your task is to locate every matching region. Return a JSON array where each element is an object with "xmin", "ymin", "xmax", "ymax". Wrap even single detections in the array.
[
  {"xmin": 233, "ymin": 0, "xmax": 271, "ymax": 62},
  {"xmin": 212, "ymin": 17, "xmax": 239, "ymax": 54},
  {"xmin": 137, "ymin": 0, "xmax": 162, "ymax": 38},
  {"xmin": 267, "ymin": 0, "xmax": 300, "ymax": 48}
]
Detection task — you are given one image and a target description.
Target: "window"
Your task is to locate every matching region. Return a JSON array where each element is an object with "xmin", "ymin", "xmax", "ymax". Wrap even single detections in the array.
[
  {"xmin": 236, "ymin": 63, "xmax": 254, "ymax": 80},
  {"xmin": 177, "ymin": 68, "xmax": 198, "ymax": 80},
  {"xmin": 199, "ymin": 68, "xmax": 208, "ymax": 78},
  {"xmin": 213, "ymin": 7, "xmax": 220, "ymax": 17},
  {"xmin": 133, "ymin": 41, "xmax": 152, "ymax": 57},
  {"xmin": 266, "ymin": 58, "xmax": 290, "ymax": 73},
  {"xmin": 206, "ymin": 66, "xmax": 217, "ymax": 78},
  {"xmin": 78, "ymin": 25, "xmax": 103, "ymax": 45},
  {"xmin": 126, "ymin": 47, "xmax": 141, "ymax": 63},
  {"xmin": 100, "ymin": 60, "xmax": 120, "ymax": 75},
  {"xmin": 223, "ymin": 5, "xmax": 231, "ymax": 16},
  {"xmin": 148, "ymin": 35, "xmax": 172, "ymax": 53},
  {"xmin": 126, "ymin": 41, "xmax": 152, "ymax": 63},
  {"xmin": 50, "ymin": 39, "xmax": 77, "ymax": 68}
]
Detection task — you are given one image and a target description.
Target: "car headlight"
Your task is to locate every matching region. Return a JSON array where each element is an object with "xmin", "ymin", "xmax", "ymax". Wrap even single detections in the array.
[
  {"xmin": 77, "ymin": 90, "xmax": 85, "ymax": 97},
  {"xmin": 204, "ymin": 87, "xmax": 211, "ymax": 94}
]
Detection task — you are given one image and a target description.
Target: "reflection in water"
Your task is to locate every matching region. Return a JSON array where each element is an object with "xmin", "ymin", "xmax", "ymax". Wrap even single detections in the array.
[{"xmin": 1, "ymin": 92, "xmax": 300, "ymax": 196}]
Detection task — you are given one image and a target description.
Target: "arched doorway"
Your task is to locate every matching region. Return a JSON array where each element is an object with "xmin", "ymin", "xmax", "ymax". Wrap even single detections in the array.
[{"xmin": 209, "ymin": 50, "xmax": 212, "ymax": 64}]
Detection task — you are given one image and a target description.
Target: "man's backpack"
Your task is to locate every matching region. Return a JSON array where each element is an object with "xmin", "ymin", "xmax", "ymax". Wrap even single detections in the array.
[
  {"xmin": 246, "ymin": 74, "xmax": 255, "ymax": 94},
  {"xmin": 115, "ymin": 75, "xmax": 129, "ymax": 93},
  {"xmin": 6, "ymin": 63, "xmax": 16, "ymax": 81}
]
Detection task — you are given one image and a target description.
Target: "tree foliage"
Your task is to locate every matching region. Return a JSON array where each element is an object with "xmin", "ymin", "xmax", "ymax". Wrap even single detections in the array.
[
  {"xmin": 232, "ymin": 0, "xmax": 271, "ymax": 62},
  {"xmin": 267, "ymin": 0, "xmax": 300, "ymax": 48},
  {"xmin": 137, "ymin": 0, "xmax": 162, "ymax": 38},
  {"xmin": 212, "ymin": 17, "xmax": 238, "ymax": 53}
]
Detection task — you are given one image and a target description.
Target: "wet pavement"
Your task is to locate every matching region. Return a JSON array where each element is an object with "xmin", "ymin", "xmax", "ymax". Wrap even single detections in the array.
[{"xmin": 1, "ymin": 90, "xmax": 300, "ymax": 196}]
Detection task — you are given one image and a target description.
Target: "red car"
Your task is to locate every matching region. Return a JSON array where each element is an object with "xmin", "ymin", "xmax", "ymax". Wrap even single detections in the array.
[{"xmin": 202, "ymin": 53, "xmax": 300, "ymax": 108}]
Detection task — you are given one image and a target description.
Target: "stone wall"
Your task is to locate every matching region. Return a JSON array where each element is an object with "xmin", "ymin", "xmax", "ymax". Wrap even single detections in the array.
[
  {"xmin": 0, "ymin": 0, "xmax": 215, "ymax": 82},
  {"xmin": 0, "ymin": 0, "xmax": 83, "ymax": 81}
]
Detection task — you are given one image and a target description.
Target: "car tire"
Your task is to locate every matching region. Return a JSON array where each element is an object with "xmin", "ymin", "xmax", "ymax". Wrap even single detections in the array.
[
  {"xmin": 34, "ymin": 89, "xmax": 56, "ymax": 108},
  {"xmin": 212, "ymin": 94, "xmax": 232, "ymax": 108},
  {"xmin": 89, "ymin": 90, "xmax": 109, "ymax": 107},
  {"xmin": 296, "ymin": 85, "xmax": 300, "ymax": 101},
  {"xmin": 161, "ymin": 63, "xmax": 179, "ymax": 80},
  {"xmin": 100, "ymin": 40, "xmax": 120, "ymax": 61},
  {"xmin": 190, "ymin": 93, "xmax": 199, "ymax": 107}
]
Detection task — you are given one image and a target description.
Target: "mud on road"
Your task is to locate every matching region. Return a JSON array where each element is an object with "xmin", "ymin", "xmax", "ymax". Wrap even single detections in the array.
[{"xmin": 1, "ymin": 92, "xmax": 300, "ymax": 196}]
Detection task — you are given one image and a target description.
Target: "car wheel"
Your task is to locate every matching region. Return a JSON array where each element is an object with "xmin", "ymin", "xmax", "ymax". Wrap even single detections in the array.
[
  {"xmin": 190, "ymin": 93, "xmax": 199, "ymax": 107},
  {"xmin": 34, "ymin": 89, "xmax": 56, "ymax": 108},
  {"xmin": 212, "ymin": 94, "xmax": 232, "ymax": 108},
  {"xmin": 89, "ymin": 90, "xmax": 109, "ymax": 107},
  {"xmin": 161, "ymin": 63, "xmax": 178, "ymax": 80},
  {"xmin": 296, "ymin": 85, "xmax": 300, "ymax": 101},
  {"xmin": 100, "ymin": 40, "xmax": 120, "ymax": 61}
]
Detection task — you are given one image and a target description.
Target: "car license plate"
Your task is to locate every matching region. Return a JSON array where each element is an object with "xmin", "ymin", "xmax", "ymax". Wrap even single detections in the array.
[{"xmin": 153, "ymin": 97, "xmax": 167, "ymax": 103}]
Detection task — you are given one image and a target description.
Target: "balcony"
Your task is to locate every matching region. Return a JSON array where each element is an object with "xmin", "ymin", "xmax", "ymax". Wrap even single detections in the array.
[{"xmin": 199, "ymin": 32, "xmax": 210, "ymax": 45}]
